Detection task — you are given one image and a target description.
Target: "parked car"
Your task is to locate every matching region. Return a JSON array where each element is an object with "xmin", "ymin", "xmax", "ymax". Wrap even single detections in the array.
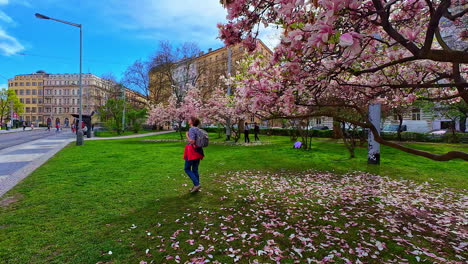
[
  {"xmin": 429, "ymin": 129, "xmax": 448, "ymax": 135},
  {"xmin": 311, "ymin": 126, "xmax": 330, "ymax": 130},
  {"xmin": 382, "ymin": 124, "xmax": 407, "ymax": 133}
]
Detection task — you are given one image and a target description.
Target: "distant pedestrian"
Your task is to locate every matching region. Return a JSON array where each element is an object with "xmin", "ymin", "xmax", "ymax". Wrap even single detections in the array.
[
  {"xmin": 55, "ymin": 124, "xmax": 60, "ymax": 133},
  {"xmin": 71, "ymin": 123, "xmax": 76, "ymax": 133},
  {"xmin": 254, "ymin": 122, "xmax": 260, "ymax": 141},
  {"xmin": 184, "ymin": 116, "xmax": 205, "ymax": 193},
  {"xmin": 225, "ymin": 126, "xmax": 231, "ymax": 141},
  {"xmin": 244, "ymin": 122, "xmax": 250, "ymax": 143},
  {"xmin": 30, "ymin": 123, "xmax": 34, "ymax": 130},
  {"xmin": 22, "ymin": 121, "xmax": 26, "ymax": 131}
]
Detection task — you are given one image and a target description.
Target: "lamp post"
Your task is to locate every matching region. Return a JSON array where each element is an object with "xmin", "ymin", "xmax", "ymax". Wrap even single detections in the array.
[{"xmin": 35, "ymin": 13, "xmax": 84, "ymax": 145}]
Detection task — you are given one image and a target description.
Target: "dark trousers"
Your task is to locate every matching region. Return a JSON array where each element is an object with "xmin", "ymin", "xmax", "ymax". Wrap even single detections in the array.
[
  {"xmin": 254, "ymin": 132, "xmax": 259, "ymax": 141},
  {"xmin": 184, "ymin": 159, "xmax": 200, "ymax": 186},
  {"xmin": 244, "ymin": 131, "xmax": 250, "ymax": 143}
]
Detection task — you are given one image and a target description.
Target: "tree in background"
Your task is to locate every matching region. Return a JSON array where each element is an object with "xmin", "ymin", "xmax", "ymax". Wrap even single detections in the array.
[
  {"xmin": 126, "ymin": 107, "xmax": 147, "ymax": 133},
  {"xmin": 122, "ymin": 41, "xmax": 202, "ymax": 107},
  {"xmin": 98, "ymin": 99, "xmax": 125, "ymax": 135},
  {"xmin": 0, "ymin": 88, "xmax": 23, "ymax": 126},
  {"xmin": 147, "ymin": 85, "xmax": 203, "ymax": 139}
]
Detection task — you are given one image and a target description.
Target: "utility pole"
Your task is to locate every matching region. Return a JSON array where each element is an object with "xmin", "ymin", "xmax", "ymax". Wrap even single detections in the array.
[
  {"xmin": 225, "ymin": 47, "xmax": 232, "ymax": 140},
  {"xmin": 121, "ymin": 84, "xmax": 126, "ymax": 132},
  {"xmin": 368, "ymin": 103, "xmax": 381, "ymax": 165}
]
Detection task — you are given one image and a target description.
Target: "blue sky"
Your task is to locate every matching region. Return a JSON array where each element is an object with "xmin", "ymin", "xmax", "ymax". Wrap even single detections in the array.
[{"xmin": 0, "ymin": 0, "xmax": 280, "ymax": 88}]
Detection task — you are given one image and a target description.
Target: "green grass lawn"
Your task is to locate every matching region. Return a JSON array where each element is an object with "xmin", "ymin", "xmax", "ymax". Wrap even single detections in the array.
[
  {"xmin": 0, "ymin": 133, "xmax": 466, "ymax": 263},
  {"xmin": 94, "ymin": 129, "xmax": 156, "ymax": 137}
]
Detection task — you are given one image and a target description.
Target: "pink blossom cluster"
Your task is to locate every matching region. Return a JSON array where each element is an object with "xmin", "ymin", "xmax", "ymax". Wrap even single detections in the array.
[{"xmin": 218, "ymin": 0, "xmax": 467, "ymax": 119}]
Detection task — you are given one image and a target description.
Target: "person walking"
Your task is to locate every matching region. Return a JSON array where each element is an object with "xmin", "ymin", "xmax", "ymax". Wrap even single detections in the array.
[
  {"xmin": 244, "ymin": 122, "xmax": 250, "ymax": 143},
  {"xmin": 184, "ymin": 117, "xmax": 204, "ymax": 193},
  {"xmin": 225, "ymin": 126, "xmax": 231, "ymax": 141},
  {"xmin": 55, "ymin": 123, "xmax": 60, "ymax": 133},
  {"xmin": 254, "ymin": 122, "xmax": 260, "ymax": 141},
  {"xmin": 22, "ymin": 121, "xmax": 26, "ymax": 131}
]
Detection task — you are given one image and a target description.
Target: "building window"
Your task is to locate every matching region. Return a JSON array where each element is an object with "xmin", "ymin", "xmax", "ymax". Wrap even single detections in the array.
[
  {"xmin": 26, "ymin": 89, "xmax": 31, "ymax": 95},
  {"xmin": 38, "ymin": 116, "xmax": 43, "ymax": 122},
  {"xmin": 38, "ymin": 98, "xmax": 43, "ymax": 104},
  {"xmin": 20, "ymin": 98, "xmax": 24, "ymax": 103},
  {"xmin": 38, "ymin": 89, "xmax": 43, "ymax": 95},
  {"xmin": 32, "ymin": 82, "xmax": 37, "ymax": 86},
  {"xmin": 411, "ymin": 108, "xmax": 421, "ymax": 120},
  {"xmin": 26, "ymin": 107, "xmax": 30, "ymax": 113},
  {"xmin": 32, "ymin": 107, "xmax": 36, "ymax": 113},
  {"xmin": 26, "ymin": 82, "xmax": 30, "ymax": 86},
  {"xmin": 26, "ymin": 98, "xmax": 31, "ymax": 104},
  {"xmin": 38, "ymin": 82, "xmax": 42, "ymax": 86},
  {"xmin": 14, "ymin": 90, "xmax": 18, "ymax": 95},
  {"xmin": 32, "ymin": 89, "xmax": 37, "ymax": 95},
  {"xmin": 20, "ymin": 82, "xmax": 24, "ymax": 86},
  {"xmin": 32, "ymin": 98, "xmax": 37, "ymax": 104},
  {"xmin": 38, "ymin": 107, "xmax": 42, "ymax": 113},
  {"xmin": 32, "ymin": 116, "xmax": 36, "ymax": 121},
  {"xmin": 316, "ymin": 118, "xmax": 322, "ymax": 125}
]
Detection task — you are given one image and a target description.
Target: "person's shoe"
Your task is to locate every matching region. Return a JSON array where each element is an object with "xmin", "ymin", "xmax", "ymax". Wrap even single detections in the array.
[{"xmin": 191, "ymin": 185, "xmax": 201, "ymax": 193}]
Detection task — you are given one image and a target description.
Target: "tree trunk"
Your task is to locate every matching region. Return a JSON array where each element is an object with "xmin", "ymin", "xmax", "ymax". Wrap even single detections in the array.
[
  {"xmin": 332, "ymin": 121, "xmax": 341, "ymax": 139},
  {"xmin": 178, "ymin": 121, "xmax": 183, "ymax": 140}
]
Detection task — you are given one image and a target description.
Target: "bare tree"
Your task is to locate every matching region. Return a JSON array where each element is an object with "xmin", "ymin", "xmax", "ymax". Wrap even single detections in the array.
[
  {"xmin": 123, "ymin": 41, "xmax": 202, "ymax": 107},
  {"xmin": 122, "ymin": 59, "xmax": 157, "ymax": 105}
]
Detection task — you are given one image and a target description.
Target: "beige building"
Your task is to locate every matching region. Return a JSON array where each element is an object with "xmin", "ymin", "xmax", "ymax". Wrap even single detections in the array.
[
  {"xmin": 8, "ymin": 72, "xmax": 114, "ymax": 127},
  {"xmin": 7, "ymin": 71, "xmax": 47, "ymax": 125}
]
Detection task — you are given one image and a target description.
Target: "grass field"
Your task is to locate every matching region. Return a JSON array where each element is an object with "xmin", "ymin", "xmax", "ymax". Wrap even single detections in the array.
[
  {"xmin": 93, "ymin": 129, "xmax": 157, "ymax": 137},
  {"xmin": 0, "ymin": 132, "xmax": 466, "ymax": 263}
]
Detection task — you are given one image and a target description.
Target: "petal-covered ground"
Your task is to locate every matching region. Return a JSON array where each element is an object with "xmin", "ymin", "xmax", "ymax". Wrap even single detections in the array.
[{"xmin": 136, "ymin": 171, "xmax": 467, "ymax": 264}]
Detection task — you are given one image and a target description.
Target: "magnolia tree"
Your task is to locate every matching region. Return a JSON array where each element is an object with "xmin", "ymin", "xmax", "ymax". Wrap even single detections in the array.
[
  {"xmin": 202, "ymin": 87, "xmax": 250, "ymax": 142},
  {"xmin": 219, "ymin": 0, "xmax": 468, "ymax": 161},
  {"xmin": 147, "ymin": 85, "xmax": 203, "ymax": 139}
]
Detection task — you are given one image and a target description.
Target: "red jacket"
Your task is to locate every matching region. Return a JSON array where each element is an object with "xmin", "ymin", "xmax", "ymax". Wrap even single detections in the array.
[{"xmin": 183, "ymin": 144, "xmax": 204, "ymax": 161}]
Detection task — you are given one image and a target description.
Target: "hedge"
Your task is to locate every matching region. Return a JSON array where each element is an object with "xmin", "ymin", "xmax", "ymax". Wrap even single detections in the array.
[{"xmin": 200, "ymin": 126, "xmax": 467, "ymax": 143}]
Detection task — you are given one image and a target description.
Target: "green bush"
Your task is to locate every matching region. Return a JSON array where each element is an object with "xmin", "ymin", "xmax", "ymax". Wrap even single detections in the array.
[{"xmin": 381, "ymin": 132, "xmax": 467, "ymax": 143}]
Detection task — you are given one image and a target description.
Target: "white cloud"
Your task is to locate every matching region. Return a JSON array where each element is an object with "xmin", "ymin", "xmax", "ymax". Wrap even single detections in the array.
[
  {"xmin": 0, "ymin": 10, "xmax": 13, "ymax": 24},
  {"xmin": 0, "ymin": 28, "xmax": 24, "ymax": 55},
  {"xmin": 100, "ymin": 0, "xmax": 281, "ymax": 50},
  {"xmin": 257, "ymin": 25, "xmax": 283, "ymax": 50},
  {"xmin": 100, "ymin": 0, "xmax": 227, "ymax": 46}
]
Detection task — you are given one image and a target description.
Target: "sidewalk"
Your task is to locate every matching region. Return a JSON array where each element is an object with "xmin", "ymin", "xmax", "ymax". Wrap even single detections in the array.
[
  {"xmin": 0, "ymin": 127, "xmax": 47, "ymax": 134},
  {"xmin": 0, "ymin": 130, "xmax": 174, "ymax": 197}
]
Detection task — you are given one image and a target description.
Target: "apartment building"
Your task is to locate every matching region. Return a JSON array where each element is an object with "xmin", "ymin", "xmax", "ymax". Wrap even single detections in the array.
[
  {"xmin": 8, "ymin": 72, "xmax": 114, "ymax": 127},
  {"xmin": 149, "ymin": 40, "xmax": 274, "ymax": 103},
  {"xmin": 7, "ymin": 71, "xmax": 47, "ymax": 125}
]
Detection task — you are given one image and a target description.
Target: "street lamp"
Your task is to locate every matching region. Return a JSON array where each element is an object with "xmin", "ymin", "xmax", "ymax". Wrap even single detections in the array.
[{"xmin": 35, "ymin": 13, "xmax": 84, "ymax": 146}]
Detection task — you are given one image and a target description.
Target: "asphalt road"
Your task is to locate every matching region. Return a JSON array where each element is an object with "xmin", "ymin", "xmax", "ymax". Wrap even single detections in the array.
[{"xmin": 0, "ymin": 129, "xmax": 59, "ymax": 151}]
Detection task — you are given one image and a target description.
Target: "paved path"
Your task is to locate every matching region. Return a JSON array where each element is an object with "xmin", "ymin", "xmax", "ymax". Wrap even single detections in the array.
[
  {"xmin": 0, "ymin": 128, "xmax": 55, "ymax": 150},
  {"xmin": 0, "ymin": 130, "xmax": 173, "ymax": 198}
]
